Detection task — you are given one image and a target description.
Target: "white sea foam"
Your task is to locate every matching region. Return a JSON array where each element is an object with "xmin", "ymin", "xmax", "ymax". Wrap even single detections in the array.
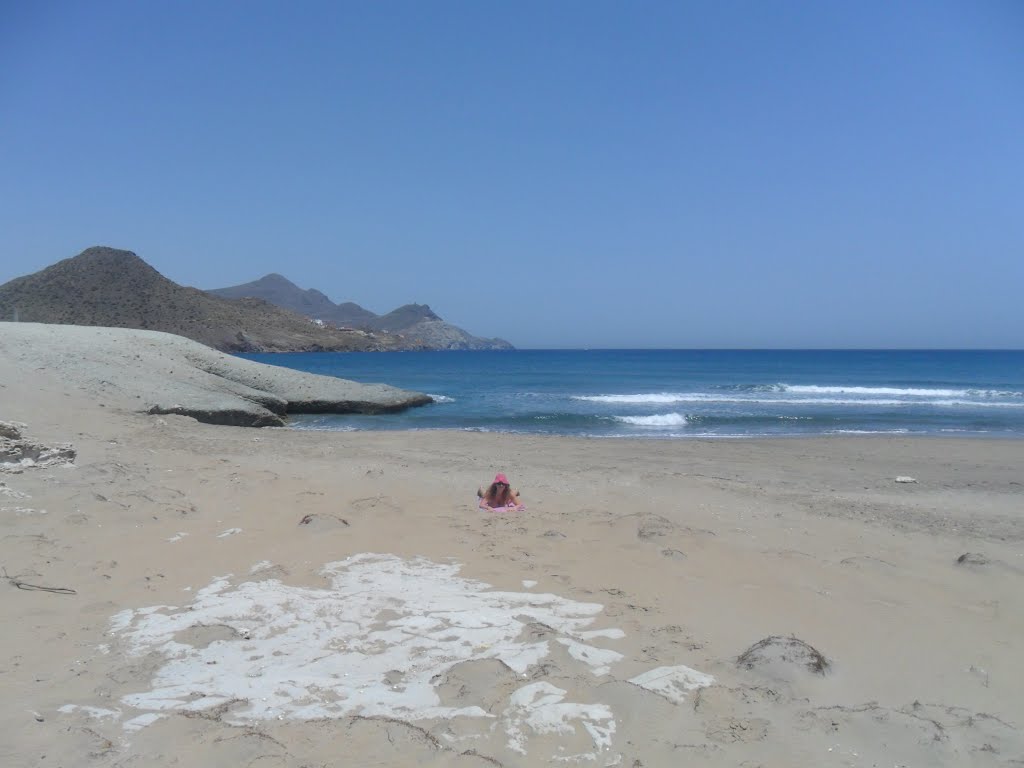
[
  {"xmin": 783, "ymin": 384, "xmax": 965, "ymax": 396},
  {"xmin": 781, "ymin": 384, "xmax": 1023, "ymax": 398},
  {"xmin": 574, "ymin": 393, "xmax": 689, "ymax": 404},
  {"xmin": 828, "ymin": 429, "xmax": 912, "ymax": 435},
  {"xmin": 614, "ymin": 413, "xmax": 688, "ymax": 427},
  {"xmin": 577, "ymin": 393, "xmax": 1024, "ymax": 408},
  {"xmin": 928, "ymin": 400, "xmax": 1024, "ymax": 408},
  {"xmin": 580, "ymin": 392, "xmax": 898, "ymax": 405},
  {"xmin": 427, "ymin": 393, "xmax": 455, "ymax": 403},
  {"xmin": 289, "ymin": 422, "xmax": 360, "ymax": 432}
]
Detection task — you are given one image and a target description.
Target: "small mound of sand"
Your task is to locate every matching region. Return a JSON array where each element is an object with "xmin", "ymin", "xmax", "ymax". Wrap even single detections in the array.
[
  {"xmin": 637, "ymin": 514, "xmax": 676, "ymax": 540},
  {"xmin": 736, "ymin": 635, "xmax": 831, "ymax": 680}
]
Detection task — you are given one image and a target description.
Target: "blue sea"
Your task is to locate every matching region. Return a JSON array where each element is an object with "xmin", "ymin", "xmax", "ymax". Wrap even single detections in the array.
[{"xmin": 240, "ymin": 350, "xmax": 1024, "ymax": 439}]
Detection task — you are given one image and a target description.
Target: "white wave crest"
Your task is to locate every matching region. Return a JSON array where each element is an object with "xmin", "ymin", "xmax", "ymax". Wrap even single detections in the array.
[
  {"xmin": 575, "ymin": 393, "xmax": 690, "ymax": 404},
  {"xmin": 781, "ymin": 384, "xmax": 1022, "ymax": 398},
  {"xmin": 778, "ymin": 398, "xmax": 1024, "ymax": 407},
  {"xmin": 929, "ymin": 399, "xmax": 1024, "ymax": 408},
  {"xmin": 575, "ymin": 392, "xmax": 1024, "ymax": 408},
  {"xmin": 427, "ymin": 394, "xmax": 455, "ymax": 403},
  {"xmin": 614, "ymin": 413, "xmax": 688, "ymax": 427},
  {"xmin": 828, "ymin": 429, "xmax": 912, "ymax": 435}
]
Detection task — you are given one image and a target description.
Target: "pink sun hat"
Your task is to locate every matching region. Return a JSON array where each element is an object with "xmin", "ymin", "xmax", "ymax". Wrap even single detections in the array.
[{"xmin": 494, "ymin": 473, "xmax": 509, "ymax": 484}]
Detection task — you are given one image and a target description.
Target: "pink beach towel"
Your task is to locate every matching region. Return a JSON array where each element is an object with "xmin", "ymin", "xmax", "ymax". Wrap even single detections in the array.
[{"xmin": 478, "ymin": 499, "xmax": 526, "ymax": 513}]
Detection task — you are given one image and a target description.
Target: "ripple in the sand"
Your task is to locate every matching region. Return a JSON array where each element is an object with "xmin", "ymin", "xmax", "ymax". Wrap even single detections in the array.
[{"xmin": 99, "ymin": 553, "xmax": 713, "ymax": 763}]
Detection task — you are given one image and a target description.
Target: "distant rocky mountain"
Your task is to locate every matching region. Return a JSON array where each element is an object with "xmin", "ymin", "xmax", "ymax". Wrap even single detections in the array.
[
  {"xmin": 397, "ymin": 318, "xmax": 514, "ymax": 350},
  {"xmin": 0, "ymin": 247, "xmax": 413, "ymax": 353},
  {"xmin": 209, "ymin": 275, "xmax": 514, "ymax": 351},
  {"xmin": 367, "ymin": 303, "xmax": 441, "ymax": 333},
  {"xmin": 209, "ymin": 273, "xmax": 378, "ymax": 328}
]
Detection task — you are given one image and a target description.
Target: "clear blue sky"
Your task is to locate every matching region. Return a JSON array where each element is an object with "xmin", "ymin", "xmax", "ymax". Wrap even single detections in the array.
[{"xmin": 2, "ymin": 1, "xmax": 1022, "ymax": 348}]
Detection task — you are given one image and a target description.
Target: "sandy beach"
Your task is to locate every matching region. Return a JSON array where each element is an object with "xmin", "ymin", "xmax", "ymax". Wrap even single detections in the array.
[{"xmin": 2, "ymin": 347, "xmax": 1023, "ymax": 767}]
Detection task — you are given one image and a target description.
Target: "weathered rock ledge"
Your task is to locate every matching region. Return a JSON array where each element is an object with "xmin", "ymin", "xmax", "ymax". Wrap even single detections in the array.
[{"xmin": 0, "ymin": 323, "xmax": 432, "ymax": 427}]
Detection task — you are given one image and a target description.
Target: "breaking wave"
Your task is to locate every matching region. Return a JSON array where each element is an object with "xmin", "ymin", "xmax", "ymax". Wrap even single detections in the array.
[
  {"xmin": 575, "ymin": 393, "xmax": 690, "ymax": 404},
  {"xmin": 574, "ymin": 388, "xmax": 1024, "ymax": 408},
  {"xmin": 613, "ymin": 413, "xmax": 688, "ymax": 427},
  {"xmin": 577, "ymin": 393, "xmax": 1024, "ymax": 405},
  {"xmin": 779, "ymin": 384, "xmax": 1022, "ymax": 398}
]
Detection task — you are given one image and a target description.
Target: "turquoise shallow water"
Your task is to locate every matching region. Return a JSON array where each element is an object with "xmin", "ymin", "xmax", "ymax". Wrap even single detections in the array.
[{"xmin": 239, "ymin": 349, "xmax": 1024, "ymax": 438}]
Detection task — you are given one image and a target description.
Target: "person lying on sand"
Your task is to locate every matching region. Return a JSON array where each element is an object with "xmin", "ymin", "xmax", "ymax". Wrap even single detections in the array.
[{"xmin": 477, "ymin": 472, "xmax": 523, "ymax": 511}]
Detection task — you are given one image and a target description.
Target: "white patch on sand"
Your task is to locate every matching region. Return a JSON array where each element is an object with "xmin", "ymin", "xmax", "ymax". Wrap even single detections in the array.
[
  {"xmin": 0, "ymin": 482, "xmax": 29, "ymax": 499},
  {"xmin": 556, "ymin": 637, "xmax": 624, "ymax": 676},
  {"xmin": 123, "ymin": 712, "xmax": 166, "ymax": 731},
  {"xmin": 503, "ymin": 681, "xmax": 616, "ymax": 756},
  {"xmin": 522, "ymin": 579, "xmax": 538, "ymax": 588},
  {"xmin": 249, "ymin": 560, "xmax": 274, "ymax": 573},
  {"xmin": 103, "ymin": 554, "xmax": 712, "ymax": 760},
  {"xmin": 216, "ymin": 527, "xmax": 242, "ymax": 538},
  {"xmin": 58, "ymin": 704, "xmax": 121, "ymax": 719},
  {"xmin": 579, "ymin": 628, "xmax": 626, "ymax": 641},
  {"xmin": 2, "ymin": 506, "xmax": 46, "ymax": 515},
  {"xmin": 627, "ymin": 665, "xmax": 715, "ymax": 704},
  {"xmin": 166, "ymin": 532, "xmax": 188, "ymax": 543}
]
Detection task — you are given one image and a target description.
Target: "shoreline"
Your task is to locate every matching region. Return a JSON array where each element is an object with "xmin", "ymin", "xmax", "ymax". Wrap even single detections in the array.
[{"xmin": 283, "ymin": 422, "xmax": 1024, "ymax": 440}]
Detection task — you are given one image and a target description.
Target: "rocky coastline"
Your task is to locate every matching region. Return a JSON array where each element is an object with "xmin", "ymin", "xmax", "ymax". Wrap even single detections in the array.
[{"xmin": 0, "ymin": 323, "xmax": 432, "ymax": 427}]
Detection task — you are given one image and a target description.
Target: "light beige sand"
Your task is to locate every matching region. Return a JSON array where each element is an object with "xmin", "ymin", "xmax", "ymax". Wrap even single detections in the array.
[{"xmin": 2, "ymin": 360, "xmax": 1023, "ymax": 767}]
